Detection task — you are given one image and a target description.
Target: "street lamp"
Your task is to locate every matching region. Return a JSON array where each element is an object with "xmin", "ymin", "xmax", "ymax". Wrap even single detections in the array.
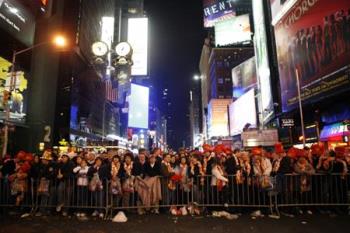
[
  {"xmin": 2, "ymin": 35, "xmax": 68, "ymax": 158},
  {"xmin": 193, "ymin": 75, "xmax": 201, "ymax": 81},
  {"xmin": 53, "ymin": 35, "xmax": 67, "ymax": 48}
]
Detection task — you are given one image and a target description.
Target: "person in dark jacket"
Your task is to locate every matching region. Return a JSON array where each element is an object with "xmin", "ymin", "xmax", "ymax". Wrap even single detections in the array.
[
  {"xmin": 56, "ymin": 154, "xmax": 74, "ymax": 216},
  {"xmin": 87, "ymin": 157, "xmax": 110, "ymax": 218},
  {"xmin": 35, "ymin": 151, "xmax": 55, "ymax": 217},
  {"xmin": 224, "ymin": 149, "xmax": 240, "ymax": 206},
  {"xmin": 145, "ymin": 155, "xmax": 161, "ymax": 177},
  {"xmin": 133, "ymin": 152, "xmax": 148, "ymax": 215}
]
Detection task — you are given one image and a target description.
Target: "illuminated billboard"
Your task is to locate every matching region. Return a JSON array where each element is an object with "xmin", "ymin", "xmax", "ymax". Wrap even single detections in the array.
[
  {"xmin": 128, "ymin": 84, "xmax": 149, "ymax": 129},
  {"xmin": 207, "ymin": 99, "xmax": 232, "ymax": 138},
  {"xmin": 101, "ymin": 16, "xmax": 114, "ymax": 48},
  {"xmin": 203, "ymin": 0, "xmax": 236, "ymax": 28},
  {"xmin": 0, "ymin": 56, "xmax": 28, "ymax": 123},
  {"xmin": 253, "ymin": 0, "xmax": 274, "ymax": 123},
  {"xmin": 127, "ymin": 18, "xmax": 148, "ymax": 76},
  {"xmin": 274, "ymin": 0, "xmax": 350, "ymax": 112},
  {"xmin": 229, "ymin": 89, "xmax": 257, "ymax": 136},
  {"xmin": 0, "ymin": 0, "xmax": 35, "ymax": 46},
  {"xmin": 231, "ymin": 56, "xmax": 257, "ymax": 98},
  {"xmin": 214, "ymin": 14, "xmax": 251, "ymax": 46}
]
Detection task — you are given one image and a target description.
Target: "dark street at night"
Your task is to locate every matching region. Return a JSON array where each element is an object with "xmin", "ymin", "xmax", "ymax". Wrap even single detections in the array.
[{"xmin": 1, "ymin": 0, "xmax": 350, "ymax": 232}]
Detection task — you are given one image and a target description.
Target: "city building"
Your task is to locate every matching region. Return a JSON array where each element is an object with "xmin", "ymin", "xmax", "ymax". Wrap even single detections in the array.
[
  {"xmin": 189, "ymin": 89, "xmax": 202, "ymax": 148},
  {"xmin": 0, "ymin": 0, "xmax": 47, "ymax": 154}
]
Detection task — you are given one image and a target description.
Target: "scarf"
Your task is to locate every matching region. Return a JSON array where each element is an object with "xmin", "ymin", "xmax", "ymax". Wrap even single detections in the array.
[
  {"xmin": 124, "ymin": 162, "xmax": 133, "ymax": 176},
  {"xmin": 111, "ymin": 162, "xmax": 121, "ymax": 178}
]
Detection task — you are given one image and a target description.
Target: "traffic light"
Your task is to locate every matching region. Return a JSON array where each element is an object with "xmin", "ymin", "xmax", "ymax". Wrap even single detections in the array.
[{"xmin": 2, "ymin": 90, "xmax": 10, "ymax": 105}]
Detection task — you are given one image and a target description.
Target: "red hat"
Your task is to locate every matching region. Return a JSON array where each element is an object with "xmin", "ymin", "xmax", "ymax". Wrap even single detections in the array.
[
  {"xmin": 202, "ymin": 144, "xmax": 213, "ymax": 152},
  {"xmin": 287, "ymin": 147, "xmax": 298, "ymax": 158},
  {"xmin": 274, "ymin": 143, "xmax": 284, "ymax": 154},
  {"xmin": 251, "ymin": 147, "xmax": 262, "ymax": 156},
  {"xmin": 214, "ymin": 144, "xmax": 226, "ymax": 155},
  {"xmin": 224, "ymin": 148, "xmax": 232, "ymax": 155},
  {"xmin": 25, "ymin": 153, "xmax": 34, "ymax": 162},
  {"xmin": 311, "ymin": 143, "xmax": 325, "ymax": 156},
  {"xmin": 16, "ymin": 151, "xmax": 26, "ymax": 161},
  {"xmin": 296, "ymin": 148, "xmax": 307, "ymax": 158}
]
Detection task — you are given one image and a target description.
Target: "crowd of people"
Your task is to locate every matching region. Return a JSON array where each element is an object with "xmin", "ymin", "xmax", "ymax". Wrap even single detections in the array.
[{"xmin": 1, "ymin": 143, "xmax": 350, "ymax": 220}]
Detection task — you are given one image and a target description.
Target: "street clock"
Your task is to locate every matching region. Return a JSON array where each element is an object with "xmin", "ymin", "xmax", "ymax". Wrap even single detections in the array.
[
  {"xmin": 91, "ymin": 41, "xmax": 108, "ymax": 57},
  {"xmin": 115, "ymin": 42, "xmax": 132, "ymax": 57}
]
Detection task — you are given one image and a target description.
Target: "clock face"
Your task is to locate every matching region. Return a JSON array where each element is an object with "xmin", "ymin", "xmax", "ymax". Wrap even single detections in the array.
[
  {"xmin": 115, "ymin": 42, "xmax": 131, "ymax": 56},
  {"xmin": 92, "ymin": 41, "xmax": 108, "ymax": 56}
]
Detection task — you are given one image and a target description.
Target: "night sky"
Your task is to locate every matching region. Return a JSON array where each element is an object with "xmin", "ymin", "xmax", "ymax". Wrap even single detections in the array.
[{"xmin": 144, "ymin": 0, "xmax": 205, "ymax": 149}]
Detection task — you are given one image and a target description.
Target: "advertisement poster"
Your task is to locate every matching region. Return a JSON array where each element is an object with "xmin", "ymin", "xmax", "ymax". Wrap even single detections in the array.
[
  {"xmin": 128, "ymin": 18, "xmax": 149, "ymax": 76},
  {"xmin": 214, "ymin": 14, "xmax": 251, "ymax": 46},
  {"xmin": 203, "ymin": 0, "xmax": 236, "ymax": 27},
  {"xmin": 274, "ymin": 0, "xmax": 350, "ymax": 112},
  {"xmin": 0, "ymin": 57, "xmax": 28, "ymax": 122},
  {"xmin": 231, "ymin": 56, "xmax": 257, "ymax": 98}
]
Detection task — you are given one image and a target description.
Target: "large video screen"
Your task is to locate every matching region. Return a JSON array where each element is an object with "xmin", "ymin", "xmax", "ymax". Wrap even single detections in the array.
[
  {"xmin": 274, "ymin": 0, "xmax": 350, "ymax": 112},
  {"xmin": 207, "ymin": 99, "xmax": 232, "ymax": 138},
  {"xmin": 229, "ymin": 89, "xmax": 257, "ymax": 136},
  {"xmin": 214, "ymin": 14, "xmax": 251, "ymax": 46},
  {"xmin": 0, "ymin": 56, "xmax": 28, "ymax": 123},
  {"xmin": 253, "ymin": 0, "xmax": 274, "ymax": 123},
  {"xmin": 231, "ymin": 56, "xmax": 257, "ymax": 98},
  {"xmin": 128, "ymin": 84, "xmax": 149, "ymax": 129},
  {"xmin": 128, "ymin": 18, "xmax": 149, "ymax": 76},
  {"xmin": 203, "ymin": 0, "xmax": 236, "ymax": 28}
]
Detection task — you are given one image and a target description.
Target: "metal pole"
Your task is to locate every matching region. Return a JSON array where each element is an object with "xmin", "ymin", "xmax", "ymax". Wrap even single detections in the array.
[
  {"xmin": 102, "ymin": 100, "xmax": 106, "ymax": 141},
  {"xmin": 2, "ymin": 51, "xmax": 16, "ymax": 158},
  {"xmin": 295, "ymin": 69, "xmax": 306, "ymax": 147}
]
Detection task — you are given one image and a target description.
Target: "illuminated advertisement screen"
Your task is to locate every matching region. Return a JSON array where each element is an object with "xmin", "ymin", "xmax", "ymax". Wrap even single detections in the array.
[
  {"xmin": 207, "ymin": 99, "xmax": 231, "ymax": 138},
  {"xmin": 203, "ymin": 0, "xmax": 236, "ymax": 28},
  {"xmin": 231, "ymin": 56, "xmax": 257, "ymax": 98},
  {"xmin": 0, "ymin": 56, "xmax": 28, "ymax": 123},
  {"xmin": 274, "ymin": 0, "xmax": 350, "ymax": 112},
  {"xmin": 128, "ymin": 84, "xmax": 149, "ymax": 129},
  {"xmin": 214, "ymin": 14, "xmax": 251, "ymax": 46},
  {"xmin": 229, "ymin": 89, "xmax": 257, "ymax": 136},
  {"xmin": 0, "ymin": 0, "xmax": 35, "ymax": 46},
  {"xmin": 128, "ymin": 18, "xmax": 148, "ymax": 76},
  {"xmin": 253, "ymin": 0, "xmax": 274, "ymax": 123}
]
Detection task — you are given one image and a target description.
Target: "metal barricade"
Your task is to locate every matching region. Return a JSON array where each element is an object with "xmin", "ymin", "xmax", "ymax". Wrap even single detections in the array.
[
  {"xmin": 0, "ymin": 177, "xmax": 35, "ymax": 212},
  {"xmin": 196, "ymin": 175, "xmax": 277, "ymax": 214},
  {"xmin": 107, "ymin": 176, "xmax": 194, "ymax": 218},
  {"xmin": 2, "ymin": 174, "xmax": 349, "ymax": 217},
  {"xmin": 275, "ymin": 174, "xmax": 350, "ymax": 212},
  {"xmin": 33, "ymin": 177, "xmax": 109, "ymax": 217}
]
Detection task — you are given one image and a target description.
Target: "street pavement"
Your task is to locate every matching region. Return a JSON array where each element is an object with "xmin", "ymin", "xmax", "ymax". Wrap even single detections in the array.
[{"xmin": 1, "ymin": 213, "xmax": 350, "ymax": 233}]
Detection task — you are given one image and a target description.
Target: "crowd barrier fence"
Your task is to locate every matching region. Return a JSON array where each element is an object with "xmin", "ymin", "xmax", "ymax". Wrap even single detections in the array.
[{"xmin": 1, "ymin": 174, "xmax": 349, "ymax": 218}]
